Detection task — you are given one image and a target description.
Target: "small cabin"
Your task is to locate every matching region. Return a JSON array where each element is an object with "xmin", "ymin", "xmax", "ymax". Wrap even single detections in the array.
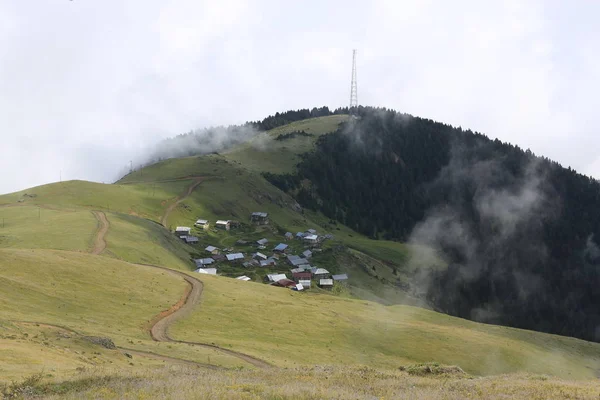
[
  {"xmin": 175, "ymin": 226, "xmax": 191, "ymax": 236},
  {"xmin": 303, "ymin": 234, "xmax": 318, "ymax": 243},
  {"xmin": 195, "ymin": 219, "xmax": 209, "ymax": 230},
  {"xmin": 319, "ymin": 278, "xmax": 333, "ymax": 289},
  {"xmin": 284, "ymin": 232, "xmax": 293, "ymax": 240},
  {"xmin": 298, "ymin": 279, "xmax": 311, "ymax": 288},
  {"xmin": 184, "ymin": 236, "xmax": 199, "ymax": 245},
  {"xmin": 205, "ymin": 245, "xmax": 220, "ymax": 255},
  {"xmin": 226, "ymin": 253, "xmax": 245, "ymax": 263},
  {"xmin": 273, "ymin": 243, "xmax": 288, "ymax": 253},
  {"xmin": 251, "ymin": 212, "xmax": 269, "ymax": 225},
  {"xmin": 215, "ymin": 220, "xmax": 231, "ymax": 231},
  {"xmin": 313, "ymin": 268, "xmax": 330, "ymax": 280}
]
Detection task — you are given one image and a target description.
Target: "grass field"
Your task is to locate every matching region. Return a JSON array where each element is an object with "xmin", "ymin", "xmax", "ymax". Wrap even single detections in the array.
[
  {"xmin": 7, "ymin": 365, "xmax": 600, "ymax": 399},
  {"xmin": 0, "ymin": 206, "xmax": 96, "ymax": 252},
  {"xmin": 0, "ymin": 249, "xmax": 245, "ymax": 379},
  {"xmin": 170, "ymin": 274, "xmax": 600, "ymax": 379},
  {"xmin": 102, "ymin": 213, "xmax": 193, "ymax": 270},
  {"xmin": 1, "ymin": 116, "xmax": 600, "ymax": 396}
]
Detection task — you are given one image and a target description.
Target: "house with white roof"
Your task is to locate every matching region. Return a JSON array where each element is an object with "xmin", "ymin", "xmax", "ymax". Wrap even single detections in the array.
[
  {"xmin": 267, "ymin": 273, "xmax": 287, "ymax": 282},
  {"xmin": 205, "ymin": 245, "xmax": 220, "ymax": 255},
  {"xmin": 215, "ymin": 220, "xmax": 231, "ymax": 230},
  {"xmin": 175, "ymin": 226, "xmax": 191, "ymax": 235},
  {"xmin": 195, "ymin": 219, "xmax": 209, "ymax": 230},
  {"xmin": 319, "ymin": 278, "xmax": 333, "ymax": 288},
  {"xmin": 195, "ymin": 268, "xmax": 217, "ymax": 275},
  {"xmin": 303, "ymin": 234, "xmax": 318, "ymax": 243}
]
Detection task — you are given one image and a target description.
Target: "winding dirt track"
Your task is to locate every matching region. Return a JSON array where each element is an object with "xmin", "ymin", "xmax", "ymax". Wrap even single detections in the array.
[
  {"xmin": 89, "ymin": 211, "xmax": 271, "ymax": 369},
  {"xmin": 12, "ymin": 321, "xmax": 218, "ymax": 370},
  {"xmin": 161, "ymin": 177, "xmax": 204, "ymax": 227},
  {"xmin": 90, "ymin": 211, "xmax": 109, "ymax": 255}
]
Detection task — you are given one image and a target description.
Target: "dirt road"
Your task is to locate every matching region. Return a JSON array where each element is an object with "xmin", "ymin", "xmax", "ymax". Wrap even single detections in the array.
[
  {"xmin": 161, "ymin": 177, "xmax": 204, "ymax": 228},
  {"xmin": 90, "ymin": 211, "xmax": 109, "ymax": 255},
  {"xmin": 144, "ymin": 264, "xmax": 272, "ymax": 369},
  {"xmin": 88, "ymin": 211, "xmax": 271, "ymax": 369},
  {"xmin": 13, "ymin": 321, "xmax": 218, "ymax": 370}
]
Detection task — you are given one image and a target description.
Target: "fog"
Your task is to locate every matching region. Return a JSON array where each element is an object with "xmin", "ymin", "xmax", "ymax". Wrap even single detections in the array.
[{"xmin": 1, "ymin": 1, "xmax": 600, "ymax": 193}]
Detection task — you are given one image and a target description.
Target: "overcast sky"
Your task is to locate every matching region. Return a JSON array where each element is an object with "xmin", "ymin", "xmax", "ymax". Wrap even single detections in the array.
[{"xmin": 1, "ymin": 1, "xmax": 599, "ymax": 194}]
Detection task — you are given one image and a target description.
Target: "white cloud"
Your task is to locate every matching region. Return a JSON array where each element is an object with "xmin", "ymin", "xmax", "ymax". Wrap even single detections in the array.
[{"xmin": 0, "ymin": 0, "xmax": 599, "ymax": 193}]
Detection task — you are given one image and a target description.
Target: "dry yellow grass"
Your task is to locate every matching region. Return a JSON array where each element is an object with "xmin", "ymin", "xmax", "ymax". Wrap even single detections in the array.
[{"xmin": 12, "ymin": 364, "xmax": 600, "ymax": 400}]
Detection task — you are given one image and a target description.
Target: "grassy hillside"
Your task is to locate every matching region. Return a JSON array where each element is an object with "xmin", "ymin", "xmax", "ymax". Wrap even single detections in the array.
[
  {"xmin": 0, "ymin": 206, "xmax": 96, "ymax": 252},
  {"xmin": 171, "ymin": 274, "xmax": 600, "ymax": 379},
  {"xmin": 1, "ymin": 115, "xmax": 600, "ymax": 397},
  {"xmin": 0, "ymin": 249, "xmax": 245, "ymax": 380}
]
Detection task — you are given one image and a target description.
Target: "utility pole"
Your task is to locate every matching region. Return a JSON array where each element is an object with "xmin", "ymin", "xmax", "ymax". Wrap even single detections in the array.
[{"xmin": 349, "ymin": 49, "xmax": 358, "ymax": 115}]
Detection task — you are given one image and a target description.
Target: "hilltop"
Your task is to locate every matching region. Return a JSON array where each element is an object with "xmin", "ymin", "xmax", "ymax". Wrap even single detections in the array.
[{"xmin": 1, "ymin": 109, "xmax": 600, "ymax": 398}]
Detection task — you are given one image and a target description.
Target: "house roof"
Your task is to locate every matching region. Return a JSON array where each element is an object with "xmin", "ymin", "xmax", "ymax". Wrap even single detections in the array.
[
  {"xmin": 290, "ymin": 267, "xmax": 306, "ymax": 274},
  {"xmin": 175, "ymin": 226, "xmax": 191, "ymax": 232},
  {"xmin": 302, "ymin": 250, "xmax": 312, "ymax": 258},
  {"xmin": 267, "ymin": 273, "xmax": 287, "ymax": 282},
  {"xmin": 195, "ymin": 219, "xmax": 208, "ymax": 224},
  {"xmin": 298, "ymin": 279, "xmax": 311, "ymax": 287},
  {"xmin": 291, "ymin": 258, "xmax": 309, "ymax": 267},
  {"xmin": 260, "ymin": 259, "xmax": 276, "ymax": 267},
  {"xmin": 205, "ymin": 245, "xmax": 218, "ymax": 252},
  {"xmin": 285, "ymin": 232, "xmax": 293, "ymax": 237},
  {"xmin": 274, "ymin": 243, "xmax": 288, "ymax": 251},
  {"xmin": 319, "ymin": 278, "xmax": 333, "ymax": 286},
  {"xmin": 314, "ymin": 268, "xmax": 329, "ymax": 275},
  {"xmin": 185, "ymin": 236, "xmax": 199, "ymax": 243},
  {"xmin": 304, "ymin": 234, "xmax": 318, "ymax": 241},
  {"xmin": 226, "ymin": 253, "xmax": 245, "ymax": 261},
  {"xmin": 307, "ymin": 229, "xmax": 317, "ymax": 234},
  {"xmin": 332, "ymin": 274, "xmax": 349, "ymax": 281},
  {"xmin": 257, "ymin": 238, "xmax": 269, "ymax": 245},
  {"xmin": 236, "ymin": 275, "xmax": 251, "ymax": 281},
  {"xmin": 195, "ymin": 258, "xmax": 215, "ymax": 266},
  {"xmin": 275, "ymin": 278, "xmax": 296, "ymax": 287},
  {"xmin": 294, "ymin": 283, "xmax": 304, "ymax": 291},
  {"xmin": 195, "ymin": 268, "xmax": 217, "ymax": 275},
  {"xmin": 252, "ymin": 212, "xmax": 268, "ymax": 218},
  {"xmin": 216, "ymin": 220, "xmax": 230, "ymax": 225},
  {"xmin": 254, "ymin": 252, "xmax": 268, "ymax": 260},
  {"xmin": 296, "ymin": 232, "xmax": 305, "ymax": 237}
]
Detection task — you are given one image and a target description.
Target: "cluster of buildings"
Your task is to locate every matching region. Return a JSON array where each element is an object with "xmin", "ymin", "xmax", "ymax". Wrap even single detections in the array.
[
  {"xmin": 191, "ymin": 227, "xmax": 346, "ymax": 291},
  {"xmin": 174, "ymin": 211, "xmax": 271, "ymax": 243}
]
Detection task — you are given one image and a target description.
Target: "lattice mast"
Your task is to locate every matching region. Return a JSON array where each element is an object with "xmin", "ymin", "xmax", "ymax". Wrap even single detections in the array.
[{"xmin": 349, "ymin": 49, "xmax": 358, "ymax": 114}]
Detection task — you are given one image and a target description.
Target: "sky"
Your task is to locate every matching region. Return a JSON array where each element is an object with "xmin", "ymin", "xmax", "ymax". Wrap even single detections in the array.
[{"xmin": 1, "ymin": 0, "xmax": 599, "ymax": 194}]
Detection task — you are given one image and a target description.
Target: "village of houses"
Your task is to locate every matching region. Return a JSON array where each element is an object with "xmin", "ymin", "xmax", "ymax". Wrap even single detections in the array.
[{"xmin": 174, "ymin": 212, "xmax": 348, "ymax": 292}]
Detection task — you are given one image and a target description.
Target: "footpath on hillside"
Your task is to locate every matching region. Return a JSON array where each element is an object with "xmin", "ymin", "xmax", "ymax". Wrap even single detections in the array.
[
  {"xmin": 161, "ymin": 177, "xmax": 204, "ymax": 227},
  {"xmin": 89, "ymin": 210, "xmax": 271, "ymax": 369}
]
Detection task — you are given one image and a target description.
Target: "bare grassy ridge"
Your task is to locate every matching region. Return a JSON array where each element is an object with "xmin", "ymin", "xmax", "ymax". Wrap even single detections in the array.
[{"xmin": 7, "ymin": 365, "xmax": 600, "ymax": 400}]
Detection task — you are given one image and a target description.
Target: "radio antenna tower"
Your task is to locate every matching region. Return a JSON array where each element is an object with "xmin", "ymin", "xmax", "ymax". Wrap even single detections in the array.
[{"xmin": 349, "ymin": 49, "xmax": 358, "ymax": 115}]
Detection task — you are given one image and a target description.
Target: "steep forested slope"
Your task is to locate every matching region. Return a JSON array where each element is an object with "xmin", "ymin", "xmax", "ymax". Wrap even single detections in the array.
[{"xmin": 264, "ymin": 107, "xmax": 600, "ymax": 342}]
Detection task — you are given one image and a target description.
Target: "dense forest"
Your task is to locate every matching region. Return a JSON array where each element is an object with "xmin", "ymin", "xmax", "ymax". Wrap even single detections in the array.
[{"xmin": 264, "ymin": 107, "xmax": 600, "ymax": 342}]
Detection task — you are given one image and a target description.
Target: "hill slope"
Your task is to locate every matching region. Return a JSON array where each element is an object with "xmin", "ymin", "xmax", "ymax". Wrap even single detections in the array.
[
  {"xmin": 261, "ymin": 108, "xmax": 600, "ymax": 343},
  {"xmin": 1, "ymin": 111, "xmax": 600, "ymax": 398}
]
